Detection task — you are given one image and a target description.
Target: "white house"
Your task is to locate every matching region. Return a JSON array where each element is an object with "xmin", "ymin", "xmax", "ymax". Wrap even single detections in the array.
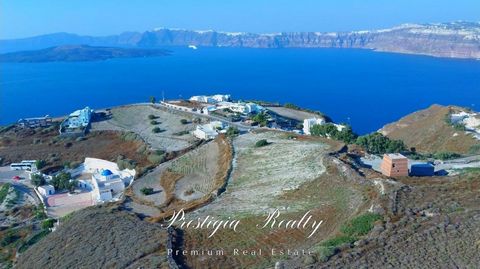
[
  {"xmin": 69, "ymin": 158, "xmax": 136, "ymax": 203},
  {"xmin": 216, "ymin": 102, "xmax": 264, "ymax": 115},
  {"xmin": 303, "ymin": 118, "xmax": 326, "ymax": 135},
  {"xmin": 190, "ymin": 94, "xmax": 231, "ymax": 104},
  {"xmin": 62, "ymin": 107, "xmax": 93, "ymax": 129},
  {"xmin": 38, "ymin": 185, "xmax": 55, "ymax": 197},
  {"xmin": 193, "ymin": 121, "xmax": 227, "ymax": 140}
]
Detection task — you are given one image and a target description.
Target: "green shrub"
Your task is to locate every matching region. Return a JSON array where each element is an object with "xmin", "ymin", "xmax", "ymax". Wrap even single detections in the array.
[
  {"xmin": 226, "ymin": 127, "xmax": 240, "ymax": 137},
  {"xmin": 147, "ymin": 114, "xmax": 157, "ymax": 120},
  {"xmin": 0, "ymin": 230, "xmax": 20, "ymax": 247},
  {"xmin": 355, "ymin": 132, "xmax": 406, "ymax": 154},
  {"xmin": 0, "ymin": 183, "xmax": 11, "ymax": 204},
  {"xmin": 147, "ymin": 153, "xmax": 165, "ymax": 164},
  {"xmin": 341, "ymin": 213, "xmax": 382, "ymax": 237},
  {"xmin": 180, "ymin": 119, "xmax": 189, "ymax": 125},
  {"xmin": 255, "ymin": 139, "xmax": 270, "ymax": 148},
  {"xmin": 252, "ymin": 113, "xmax": 268, "ymax": 127},
  {"xmin": 140, "ymin": 187, "xmax": 154, "ymax": 195},
  {"xmin": 35, "ymin": 160, "xmax": 46, "ymax": 170},
  {"xmin": 18, "ymin": 230, "xmax": 50, "ymax": 253},
  {"xmin": 41, "ymin": 218, "xmax": 56, "ymax": 230},
  {"xmin": 31, "ymin": 174, "xmax": 46, "ymax": 187},
  {"xmin": 433, "ymin": 151, "xmax": 461, "ymax": 160},
  {"xmin": 152, "ymin": 127, "xmax": 162, "ymax": 133},
  {"xmin": 150, "ymin": 120, "xmax": 159, "ymax": 125},
  {"xmin": 311, "ymin": 123, "xmax": 357, "ymax": 144}
]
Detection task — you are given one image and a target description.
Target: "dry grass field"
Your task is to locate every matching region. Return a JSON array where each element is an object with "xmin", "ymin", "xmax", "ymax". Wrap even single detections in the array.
[
  {"xmin": 181, "ymin": 131, "xmax": 375, "ymax": 268},
  {"xmin": 379, "ymin": 104, "xmax": 479, "ymax": 154},
  {"xmin": 91, "ymin": 105, "xmax": 197, "ymax": 152},
  {"xmin": 127, "ymin": 135, "xmax": 233, "ymax": 221}
]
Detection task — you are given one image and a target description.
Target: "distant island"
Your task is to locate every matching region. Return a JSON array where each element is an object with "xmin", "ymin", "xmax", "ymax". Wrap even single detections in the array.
[
  {"xmin": 1, "ymin": 22, "xmax": 479, "ymax": 59},
  {"xmin": 0, "ymin": 45, "xmax": 169, "ymax": 62}
]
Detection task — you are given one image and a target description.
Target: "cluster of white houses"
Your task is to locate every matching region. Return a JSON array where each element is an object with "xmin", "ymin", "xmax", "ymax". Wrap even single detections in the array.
[
  {"xmin": 15, "ymin": 157, "xmax": 134, "ymax": 204},
  {"xmin": 162, "ymin": 94, "xmax": 265, "ymax": 116}
]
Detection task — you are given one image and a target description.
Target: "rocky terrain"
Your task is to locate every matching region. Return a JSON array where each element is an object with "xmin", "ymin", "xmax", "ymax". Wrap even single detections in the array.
[
  {"xmin": 16, "ymin": 205, "xmax": 171, "ymax": 269},
  {"xmin": 1, "ymin": 22, "xmax": 479, "ymax": 59},
  {"xmin": 379, "ymin": 104, "xmax": 480, "ymax": 154}
]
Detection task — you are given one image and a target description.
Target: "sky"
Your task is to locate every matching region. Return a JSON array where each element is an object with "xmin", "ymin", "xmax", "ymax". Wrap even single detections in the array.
[{"xmin": 1, "ymin": 0, "xmax": 479, "ymax": 39}]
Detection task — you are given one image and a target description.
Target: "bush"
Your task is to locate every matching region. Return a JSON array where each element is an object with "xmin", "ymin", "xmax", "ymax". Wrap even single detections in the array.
[
  {"xmin": 226, "ymin": 127, "xmax": 240, "ymax": 137},
  {"xmin": 433, "ymin": 151, "xmax": 461, "ymax": 160},
  {"xmin": 31, "ymin": 174, "xmax": 46, "ymax": 187},
  {"xmin": 35, "ymin": 159, "xmax": 46, "ymax": 170},
  {"xmin": 140, "ymin": 187, "xmax": 154, "ymax": 195},
  {"xmin": 0, "ymin": 184, "xmax": 11, "ymax": 204},
  {"xmin": 41, "ymin": 218, "xmax": 56, "ymax": 230},
  {"xmin": 147, "ymin": 114, "xmax": 157, "ymax": 120},
  {"xmin": 311, "ymin": 123, "xmax": 357, "ymax": 144},
  {"xmin": 152, "ymin": 127, "xmax": 162, "ymax": 133},
  {"xmin": 341, "ymin": 213, "xmax": 382, "ymax": 237},
  {"xmin": 149, "ymin": 96, "xmax": 156, "ymax": 104},
  {"xmin": 147, "ymin": 153, "xmax": 165, "ymax": 164},
  {"xmin": 150, "ymin": 120, "xmax": 159, "ymax": 125},
  {"xmin": 255, "ymin": 139, "xmax": 270, "ymax": 147},
  {"xmin": 355, "ymin": 132, "xmax": 406, "ymax": 154},
  {"xmin": 180, "ymin": 119, "xmax": 189, "ymax": 125},
  {"xmin": 252, "ymin": 113, "xmax": 268, "ymax": 127},
  {"xmin": 0, "ymin": 230, "xmax": 20, "ymax": 247},
  {"xmin": 50, "ymin": 172, "xmax": 73, "ymax": 191}
]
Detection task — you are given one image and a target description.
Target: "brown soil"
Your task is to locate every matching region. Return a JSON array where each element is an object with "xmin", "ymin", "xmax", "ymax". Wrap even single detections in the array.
[
  {"xmin": 0, "ymin": 125, "xmax": 152, "ymax": 173},
  {"xmin": 379, "ymin": 104, "xmax": 478, "ymax": 154},
  {"xmin": 147, "ymin": 135, "xmax": 234, "ymax": 222}
]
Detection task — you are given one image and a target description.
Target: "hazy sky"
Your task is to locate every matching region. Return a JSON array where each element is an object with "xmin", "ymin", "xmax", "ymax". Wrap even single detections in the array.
[{"xmin": 1, "ymin": 0, "xmax": 479, "ymax": 39}]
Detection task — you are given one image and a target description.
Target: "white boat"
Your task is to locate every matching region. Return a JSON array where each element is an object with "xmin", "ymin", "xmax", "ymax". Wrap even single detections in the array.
[{"xmin": 188, "ymin": 45, "xmax": 198, "ymax": 50}]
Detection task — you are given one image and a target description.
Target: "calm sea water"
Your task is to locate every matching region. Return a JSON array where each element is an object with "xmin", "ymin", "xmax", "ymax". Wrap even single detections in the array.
[{"xmin": 1, "ymin": 47, "xmax": 479, "ymax": 134}]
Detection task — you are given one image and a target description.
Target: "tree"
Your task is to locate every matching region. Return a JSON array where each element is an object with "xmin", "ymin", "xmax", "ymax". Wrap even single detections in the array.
[
  {"xmin": 355, "ymin": 132, "xmax": 406, "ymax": 154},
  {"xmin": 310, "ymin": 123, "xmax": 357, "ymax": 144},
  {"xmin": 226, "ymin": 127, "xmax": 240, "ymax": 137},
  {"xmin": 152, "ymin": 127, "xmax": 162, "ymax": 133},
  {"xmin": 180, "ymin": 119, "xmax": 188, "ymax": 125},
  {"xmin": 41, "ymin": 218, "xmax": 56, "ymax": 230},
  {"xmin": 149, "ymin": 96, "xmax": 156, "ymax": 104},
  {"xmin": 141, "ymin": 187, "xmax": 154, "ymax": 195},
  {"xmin": 31, "ymin": 174, "xmax": 46, "ymax": 187},
  {"xmin": 252, "ymin": 113, "xmax": 268, "ymax": 127},
  {"xmin": 148, "ymin": 114, "xmax": 157, "ymax": 120},
  {"xmin": 50, "ymin": 172, "xmax": 72, "ymax": 191},
  {"xmin": 255, "ymin": 139, "xmax": 270, "ymax": 147},
  {"xmin": 35, "ymin": 160, "xmax": 46, "ymax": 170}
]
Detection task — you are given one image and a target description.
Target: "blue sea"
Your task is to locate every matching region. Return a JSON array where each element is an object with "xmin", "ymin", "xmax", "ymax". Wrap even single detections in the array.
[{"xmin": 1, "ymin": 47, "xmax": 479, "ymax": 134}]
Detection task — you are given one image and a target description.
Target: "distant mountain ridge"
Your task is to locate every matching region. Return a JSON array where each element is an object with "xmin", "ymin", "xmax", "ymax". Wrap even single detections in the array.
[{"xmin": 1, "ymin": 22, "xmax": 480, "ymax": 59}]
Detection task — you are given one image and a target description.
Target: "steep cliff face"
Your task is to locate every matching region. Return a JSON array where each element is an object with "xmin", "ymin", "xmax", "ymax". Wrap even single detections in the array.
[
  {"xmin": 2, "ymin": 22, "xmax": 479, "ymax": 58},
  {"xmin": 133, "ymin": 22, "xmax": 480, "ymax": 58}
]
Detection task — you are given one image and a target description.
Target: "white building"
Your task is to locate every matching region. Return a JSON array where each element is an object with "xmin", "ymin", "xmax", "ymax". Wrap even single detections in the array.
[
  {"xmin": 216, "ymin": 102, "xmax": 264, "ymax": 115},
  {"xmin": 38, "ymin": 185, "xmax": 55, "ymax": 197},
  {"xmin": 190, "ymin": 94, "xmax": 231, "ymax": 104},
  {"xmin": 193, "ymin": 121, "xmax": 227, "ymax": 140},
  {"xmin": 62, "ymin": 107, "xmax": 93, "ymax": 129},
  {"xmin": 303, "ymin": 118, "xmax": 326, "ymax": 135},
  {"xmin": 69, "ymin": 158, "xmax": 136, "ymax": 203}
]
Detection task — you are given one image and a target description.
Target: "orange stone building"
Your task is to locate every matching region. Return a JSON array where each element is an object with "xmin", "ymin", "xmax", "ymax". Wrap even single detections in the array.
[{"xmin": 380, "ymin": 153, "xmax": 409, "ymax": 177}]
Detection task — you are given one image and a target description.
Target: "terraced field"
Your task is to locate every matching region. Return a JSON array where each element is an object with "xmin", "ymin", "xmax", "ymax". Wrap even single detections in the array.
[{"xmin": 182, "ymin": 131, "xmax": 374, "ymax": 268}]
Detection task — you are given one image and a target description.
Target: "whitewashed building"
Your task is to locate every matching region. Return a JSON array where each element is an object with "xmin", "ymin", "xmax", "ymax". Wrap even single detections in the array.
[
  {"xmin": 216, "ymin": 102, "xmax": 264, "ymax": 115},
  {"xmin": 193, "ymin": 121, "xmax": 227, "ymax": 140},
  {"xmin": 303, "ymin": 118, "xmax": 326, "ymax": 135},
  {"xmin": 190, "ymin": 94, "xmax": 231, "ymax": 104},
  {"xmin": 38, "ymin": 185, "xmax": 55, "ymax": 197},
  {"xmin": 68, "ymin": 158, "xmax": 136, "ymax": 203}
]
